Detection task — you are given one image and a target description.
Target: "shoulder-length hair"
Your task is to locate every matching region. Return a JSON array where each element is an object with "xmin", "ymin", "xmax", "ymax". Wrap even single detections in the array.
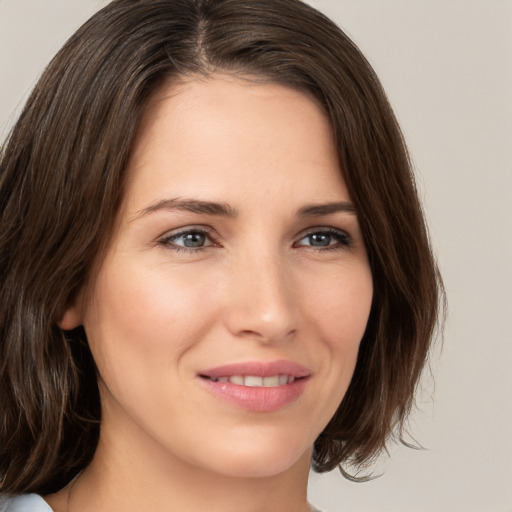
[{"xmin": 0, "ymin": 0, "xmax": 443, "ymax": 494}]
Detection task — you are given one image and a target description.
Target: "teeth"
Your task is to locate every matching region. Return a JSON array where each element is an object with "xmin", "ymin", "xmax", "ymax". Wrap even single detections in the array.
[
  {"xmin": 263, "ymin": 376, "xmax": 279, "ymax": 387},
  {"xmin": 210, "ymin": 374, "xmax": 297, "ymax": 387},
  {"xmin": 244, "ymin": 376, "xmax": 263, "ymax": 387},
  {"xmin": 229, "ymin": 375, "xmax": 245, "ymax": 385}
]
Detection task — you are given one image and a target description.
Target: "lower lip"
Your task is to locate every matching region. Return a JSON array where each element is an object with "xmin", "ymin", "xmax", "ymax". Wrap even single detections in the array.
[{"xmin": 199, "ymin": 377, "xmax": 308, "ymax": 412}]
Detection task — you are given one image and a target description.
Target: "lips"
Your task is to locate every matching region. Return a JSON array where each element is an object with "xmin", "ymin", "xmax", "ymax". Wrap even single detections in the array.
[
  {"xmin": 198, "ymin": 360, "xmax": 311, "ymax": 412},
  {"xmin": 199, "ymin": 360, "xmax": 311, "ymax": 380}
]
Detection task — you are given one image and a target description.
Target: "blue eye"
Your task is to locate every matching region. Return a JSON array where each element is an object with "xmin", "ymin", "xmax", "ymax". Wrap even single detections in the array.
[
  {"xmin": 160, "ymin": 229, "xmax": 214, "ymax": 251},
  {"xmin": 295, "ymin": 229, "xmax": 351, "ymax": 250},
  {"xmin": 159, "ymin": 227, "xmax": 351, "ymax": 253}
]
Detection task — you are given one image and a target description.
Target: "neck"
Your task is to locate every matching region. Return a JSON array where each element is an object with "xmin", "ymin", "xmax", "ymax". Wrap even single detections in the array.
[
  {"xmin": 68, "ymin": 440, "xmax": 311, "ymax": 512},
  {"xmin": 50, "ymin": 412, "xmax": 313, "ymax": 512}
]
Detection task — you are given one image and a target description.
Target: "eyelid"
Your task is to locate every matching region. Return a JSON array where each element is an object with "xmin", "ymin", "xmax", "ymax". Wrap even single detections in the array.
[
  {"xmin": 293, "ymin": 226, "xmax": 352, "ymax": 249},
  {"xmin": 157, "ymin": 225, "xmax": 220, "ymax": 251}
]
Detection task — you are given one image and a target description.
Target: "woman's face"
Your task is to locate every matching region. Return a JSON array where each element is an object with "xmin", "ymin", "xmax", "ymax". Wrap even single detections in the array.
[{"xmin": 65, "ymin": 74, "xmax": 373, "ymax": 479}]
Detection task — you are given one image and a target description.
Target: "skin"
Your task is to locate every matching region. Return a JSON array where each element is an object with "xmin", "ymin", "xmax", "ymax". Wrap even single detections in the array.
[{"xmin": 49, "ymin": 74, "xmax": 373, "ymax": 512}]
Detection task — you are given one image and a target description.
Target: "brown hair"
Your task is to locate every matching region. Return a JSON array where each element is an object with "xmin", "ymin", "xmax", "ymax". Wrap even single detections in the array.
[{"xmin": 0, "ymin": 0, "xmax": 443, "ymax": 494}]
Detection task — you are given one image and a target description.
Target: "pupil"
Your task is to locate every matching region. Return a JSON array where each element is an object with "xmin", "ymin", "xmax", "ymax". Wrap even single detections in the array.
[
  {"xmin": 310, "ymin": 233, "xmax": 330, "ymax": 247},
  {"xmin": 183, "ymin": 233, "xmax": 205, "ymax": 247}
]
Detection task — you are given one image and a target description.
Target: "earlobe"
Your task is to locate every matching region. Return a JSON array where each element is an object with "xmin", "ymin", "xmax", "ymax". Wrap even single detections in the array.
[{"xmin": 58, "ymin": 303, "xmax": 83, "ymax": 331}]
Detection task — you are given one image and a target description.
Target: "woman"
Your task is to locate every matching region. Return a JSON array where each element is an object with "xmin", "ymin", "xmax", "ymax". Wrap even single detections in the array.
[{"xmin": 0, "ymin": 0, "xmax": 443, "ymax": 510}]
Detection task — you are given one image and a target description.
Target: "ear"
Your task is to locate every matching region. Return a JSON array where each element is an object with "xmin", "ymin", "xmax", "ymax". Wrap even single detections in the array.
[{"xmin": 58, "ymin": 300, "xmax": 83, "ymax": 331}]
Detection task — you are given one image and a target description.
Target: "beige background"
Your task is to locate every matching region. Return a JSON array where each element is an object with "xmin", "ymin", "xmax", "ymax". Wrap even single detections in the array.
[{"xmin": 1, "ymin": 1, "xmax": 511, "ymax": 511}]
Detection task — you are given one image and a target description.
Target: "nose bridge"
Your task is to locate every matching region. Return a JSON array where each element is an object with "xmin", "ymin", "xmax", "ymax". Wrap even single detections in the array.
[{"xmin": 225, "ymin": 243, "xmax": 297, "ymax": 342}]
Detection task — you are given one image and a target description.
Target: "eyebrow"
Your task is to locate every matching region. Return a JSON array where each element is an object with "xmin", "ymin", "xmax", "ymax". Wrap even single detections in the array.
[
  {"xmin": 134, "ymin": 198, "xmax": 356, "ymax": 219},
  {"xmin": 297, "ymin": 201, "xmax": 356, "ymax": 217},
  {"xmin": 135, "ymin": 198, "xmax": 239, "ymax": 219}
]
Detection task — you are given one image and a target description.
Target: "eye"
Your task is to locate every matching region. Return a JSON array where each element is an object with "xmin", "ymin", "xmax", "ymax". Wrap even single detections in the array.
[
  {"xmin": 158, "ymin": 228, "xmax": 216, "ymax": 252},
  {"xmin": 294, "ymin": 228, "xmax": 351, "ymax": 250}
]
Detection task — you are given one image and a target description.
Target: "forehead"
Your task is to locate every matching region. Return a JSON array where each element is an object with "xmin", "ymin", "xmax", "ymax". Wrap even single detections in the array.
[{"xmin": 124, "ymin": 73, "xmax": 348, "ymax": 211}]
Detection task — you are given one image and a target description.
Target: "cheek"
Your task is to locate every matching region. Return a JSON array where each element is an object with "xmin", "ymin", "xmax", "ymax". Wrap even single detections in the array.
[
  {"xmin": 288, "ymin": 260, "xmax": 373, "ymax": 434},
  {"xmin": 301, "ymin": 259, "xmax": 373, "ymax": 414},
  {"xmin": 303, "ymin": 260, "xmax": 373, "ymax": 349},
  {"xmin": 82, "ymin": 258, "xmax": 223, "ymax": 387}
]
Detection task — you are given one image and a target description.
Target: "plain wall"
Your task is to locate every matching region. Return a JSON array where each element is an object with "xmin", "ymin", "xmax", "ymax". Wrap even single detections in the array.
[{"xmin": 1, "ymin": 1, "xmax": 511, "ymax": 511}]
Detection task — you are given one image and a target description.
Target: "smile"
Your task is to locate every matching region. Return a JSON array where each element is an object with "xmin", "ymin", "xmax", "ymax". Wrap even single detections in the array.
[
  {"xmin": 198, "ymin": 360, "xmax": 311, "ymax": 412},
  {"xmin": 203, "ymin": 375, "xmax": 297, "ymax": 387}
]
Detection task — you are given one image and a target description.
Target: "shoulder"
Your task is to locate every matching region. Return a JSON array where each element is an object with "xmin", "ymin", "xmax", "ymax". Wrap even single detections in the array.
[{"xmin": 0, "ymin": 494, "xmax": 52, "ymax": 512}]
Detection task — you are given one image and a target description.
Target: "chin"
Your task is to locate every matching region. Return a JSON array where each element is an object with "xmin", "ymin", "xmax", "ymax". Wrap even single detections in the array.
[{"xmin": 194, "ymin": 431, "xmax": 313, "ymax": 479}]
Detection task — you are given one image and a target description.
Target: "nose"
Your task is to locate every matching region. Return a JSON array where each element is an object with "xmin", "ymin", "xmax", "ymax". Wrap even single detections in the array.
[{"xmin": 223, "ymin": 250, "xmax": 298, "ymax": 344}]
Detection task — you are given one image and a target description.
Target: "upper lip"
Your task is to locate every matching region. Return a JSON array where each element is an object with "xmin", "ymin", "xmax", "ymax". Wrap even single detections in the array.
[{"xmin": 199, "ymin": 360, "xmax": 311, "ymax": 379}]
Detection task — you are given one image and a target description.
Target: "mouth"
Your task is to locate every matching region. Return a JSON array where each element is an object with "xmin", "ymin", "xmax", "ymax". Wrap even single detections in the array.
[
  {"xmin": 199, "ymin": 374, "xmax": 302, "ymax": 387},
  {"xmin": 197, "ymin": 360, "xmax": 311, "ymax": 412}
]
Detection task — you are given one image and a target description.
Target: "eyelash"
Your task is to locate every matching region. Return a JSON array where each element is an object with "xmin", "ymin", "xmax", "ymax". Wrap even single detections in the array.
[
  {"xmin": 157, "ymin": 226, "xmax": 352, "ymax": 254},
  {"xmin": 158, "ymin": 227, "xmax": 216, "ymax": 254},
  {"xmin": 293, "ymin": 228, "xmax": 352, "ymax": 251}
]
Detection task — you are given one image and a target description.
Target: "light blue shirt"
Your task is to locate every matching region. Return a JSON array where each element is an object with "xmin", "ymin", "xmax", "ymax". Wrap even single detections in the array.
[{"xmin": 0, "ymin": 494, "xmax": 52, "ymax": 512}]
